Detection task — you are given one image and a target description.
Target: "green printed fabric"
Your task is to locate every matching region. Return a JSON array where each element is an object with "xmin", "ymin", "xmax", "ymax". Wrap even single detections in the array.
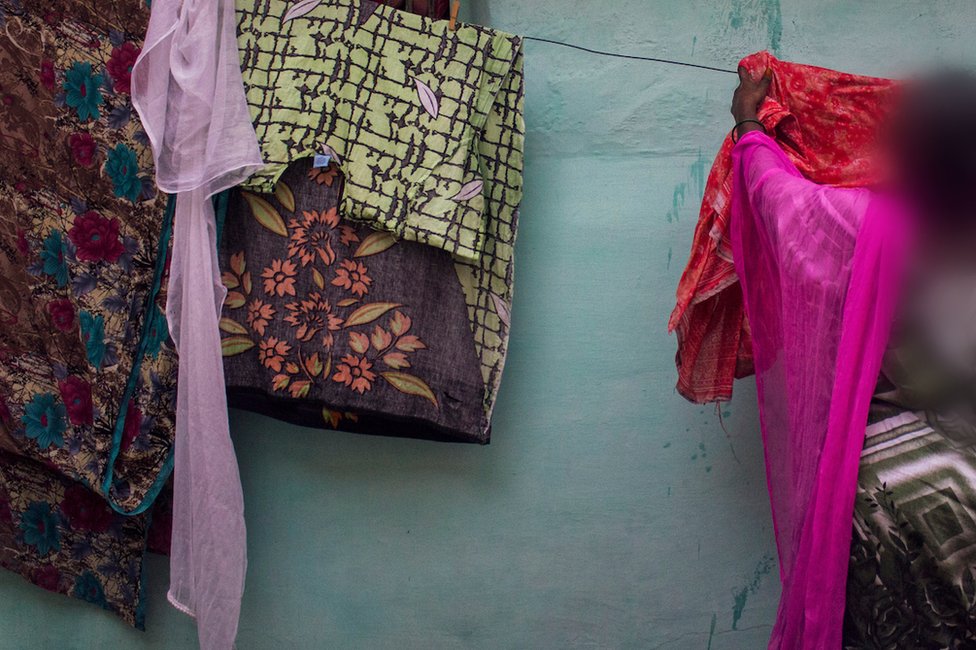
[
  {"xmin": 236, "ymin": 0, "xmax": 524, "ymax": 416},
  {"xmin": 845, "ymin": 404, "xmax": 976, "ymax": 647},
  {"xmin": 237, "ymin": 0, "xmax": 523, "ymax": 263},
  {"xmin": 844, "ymin": 332, "xmax": 976, "ymax": 649}
]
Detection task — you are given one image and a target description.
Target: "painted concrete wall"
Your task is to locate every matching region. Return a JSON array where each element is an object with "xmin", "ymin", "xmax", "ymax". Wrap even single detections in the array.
[{"xmin": 3, "ymin": 1, "xmax": 976, "ymax": 648}]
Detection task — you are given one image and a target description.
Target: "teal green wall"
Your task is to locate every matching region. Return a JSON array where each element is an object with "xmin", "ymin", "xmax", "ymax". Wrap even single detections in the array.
[{"xmin": 3, "ymin": 2, "xmax": 976, "ymax": 648}]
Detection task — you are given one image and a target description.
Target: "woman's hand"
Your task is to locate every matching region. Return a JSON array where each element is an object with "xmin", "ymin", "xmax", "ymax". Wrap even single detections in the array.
[{"xmin": 731, "ymin": 66, "xmax": 772, "ymax": 126}]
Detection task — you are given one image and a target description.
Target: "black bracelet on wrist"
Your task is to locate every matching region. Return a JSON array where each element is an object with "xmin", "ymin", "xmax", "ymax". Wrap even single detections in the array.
[{"xmin": 731, "ymin": 119, "xmax": 767, "ymax": 144}]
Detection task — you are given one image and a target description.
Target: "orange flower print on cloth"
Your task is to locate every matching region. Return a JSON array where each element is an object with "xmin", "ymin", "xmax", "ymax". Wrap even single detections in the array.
[
  {"xmin": 332, "ymin": 259, "xmax": 372, "ymax": 297},
  {"xmin": 246, "ymin": 300, "xmax": 275, "ymax": 336},
  {"xmin": 333, "ymin": 355, "xmax": 376, "ymax": 394},
  {"xmin": 258, "ymin": 337, "xmax": 292, "ymax": 373},
  {"xmin": 219, "ymin": 159, "xmax": 490, "ymax": 443},
  {"xmin": 223, "ymin": 162, "xmax": 433, "ymax": 408},
  {"xmin": 288, "ymin": 209, "xmax": 346, "ymax": 267},
  {"xmin": 308, "ymin": 164, "xmax": 340, "ymax": 187},
  {"xmin": 261, "ymin": 259, "xmax": 298, "ymax": 297},
  {"xmin": 284, "ymin": 293, "xmax": 343, "ymax": 344}
]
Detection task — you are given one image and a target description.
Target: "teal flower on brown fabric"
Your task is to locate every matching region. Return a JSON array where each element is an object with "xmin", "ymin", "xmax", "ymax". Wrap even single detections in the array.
[
  {"xmin": 21, "ymin": 393, "xmax": 66, "ymax": 450},
  {"xmin": 73, "ymin": 571, "xmax": 107, "ymax": 606},
  {"xmin": 62, "ymin": 61, "xmax": 104, "ymax": 122},
  {"xmin": 105, "ymin": 144, "xmax": 141, "ymax": 203},
  {"xmin": 79, "ymin": 311, "xmax": 106, "ymax": 368},
  {"xmin": 40, "ymin": 230, "xmax": 69, "ymax": 287},
  {"xmin": 19, "ymin": 501, "xmax": 61, "ymax": 556}
]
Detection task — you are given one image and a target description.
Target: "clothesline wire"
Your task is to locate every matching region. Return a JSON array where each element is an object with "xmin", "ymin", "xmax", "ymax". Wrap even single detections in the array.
[{"xmin": 522, "ymin": 36, "xmax": 739, "ymax": 75}]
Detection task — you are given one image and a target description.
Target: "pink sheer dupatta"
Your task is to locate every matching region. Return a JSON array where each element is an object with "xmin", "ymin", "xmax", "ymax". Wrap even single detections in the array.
[
  {"xmin": 731, "ymin": 132, "xmax": 909, "ymax": 648},
  {"xmin": 132, "ymin": 0, "xmax": 264, "ymax": 647}
]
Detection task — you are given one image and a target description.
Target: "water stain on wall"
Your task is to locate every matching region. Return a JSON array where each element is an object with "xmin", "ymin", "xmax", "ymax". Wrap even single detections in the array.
[
  {"xmin": 725, "ymin": 0, "xmax": 783, "ymax": 55},
  {"xmin": 731, "ymin": 554, "xmax": 775, "ymax": 630},
  {"xmin": 665, "ymin": 183, "xmax": 686, "ymax": 223},
  {"xmin": 666, "ymin": 147, "xmax": 711, "ymax": 271},
  {"xmin": 690, "ymin": 149, "xmax": 707, "ymax": 198}
]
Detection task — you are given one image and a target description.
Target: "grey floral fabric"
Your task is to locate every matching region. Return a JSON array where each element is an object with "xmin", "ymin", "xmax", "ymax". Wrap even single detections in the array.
[{"xmin": 219, "ymin": 159, "xmax": 490, "ymax": 442}]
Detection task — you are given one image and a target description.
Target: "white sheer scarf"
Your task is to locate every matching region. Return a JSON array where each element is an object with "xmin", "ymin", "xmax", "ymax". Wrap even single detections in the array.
[{"xmin": 131, "ymin": 0, "xmax": 263, "ymax": 647}]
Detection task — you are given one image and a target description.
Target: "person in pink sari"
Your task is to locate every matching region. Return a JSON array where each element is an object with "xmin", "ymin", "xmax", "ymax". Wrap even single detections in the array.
[{"xmin": 730, "ymin": 69, "xmax": 976, "ymax": 647}]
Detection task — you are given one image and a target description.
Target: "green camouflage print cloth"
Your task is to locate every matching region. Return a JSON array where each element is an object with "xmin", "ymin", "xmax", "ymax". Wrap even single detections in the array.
[
  {"xmin": 844, "ymin": 359, "xmax": 976, "ymax": 647},
  {"xmin": 236, "ymin": 0, "xmax": 524, "ymax": 420}
]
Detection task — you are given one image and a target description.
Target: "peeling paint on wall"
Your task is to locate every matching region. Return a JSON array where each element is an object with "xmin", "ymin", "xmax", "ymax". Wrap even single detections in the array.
[{"xmin": 765, "ymin": 0, "xmax": 783, "ymax": 54}]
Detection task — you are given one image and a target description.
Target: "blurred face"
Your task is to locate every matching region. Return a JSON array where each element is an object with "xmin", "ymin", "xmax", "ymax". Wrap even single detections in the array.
[
  {"xmin": 878, "ymin": 71, "xmax": 976, "ymax": 412},
  {"xmin": 884, "ymin": 70, "xmax": 976, "ymax": 229},
  {"xmin": 883, "ymin": 68, "xmax": 976, "ymax": 325}
]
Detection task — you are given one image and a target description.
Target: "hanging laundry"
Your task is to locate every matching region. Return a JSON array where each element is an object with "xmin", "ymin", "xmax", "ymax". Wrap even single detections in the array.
[
  {"xmin": 220, "ymin": 160, "xmax": 490, "ymax": 443},
  {"xmin": 134, "ymin": 0, "xmax": 475, "ymax": 572},
  {"xmin": 236, "ymin": 0, "xmax": 524, "ymax": 263},
  {"xmin": 0, "ymin": 0, "xmax": 178, "ymax": 626},
  {"xmin": 134, "ymin": 0, "xmax": 262, "ymax": 644},
  {"xmin": 670, "ymin": 51, "xmax": 897, "ymax": 403},
  {"xmin": 233, "ymin": 0, "xmax": 525, "ymax": 440}
]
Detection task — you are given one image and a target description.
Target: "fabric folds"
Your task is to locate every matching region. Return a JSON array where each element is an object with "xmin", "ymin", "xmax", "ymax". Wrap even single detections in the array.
[
  {"xmin": 731, "ymin": 131, "xmax": 909, "ymax": 649},
  {"xmin": 237, "ymin": 0, "xmax": 523, "ymax": 264},
  {"xmin": 670, "ymin": 51, "xmax": 898, "ymax": 403},
  {"xmin": 232, "ymin": 0, "xmax": 525, "ymax": 437},
  {"xmin": 132, "ymin": 0, "xmax": 263, "ymax": 647},
  {"xmin": 0, "ymin": 0, "xmax": 177, "ymax": 626}
]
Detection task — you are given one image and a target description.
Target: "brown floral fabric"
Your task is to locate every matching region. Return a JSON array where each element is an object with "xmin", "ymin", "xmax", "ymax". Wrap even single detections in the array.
[
  {"xmin": 0, "ymin": 0, "xmax": 176, "ymax": 517},
  {"xmin": 0, "ymin": 0, "xmax": 176, "ymax": 626},
  {"xmin": 0, "ymin": 450, "xmax": 153, "ymax": 627},
  {"xmin": 219, "ymin": 159, "xmax": 488, "ymax": 442}
]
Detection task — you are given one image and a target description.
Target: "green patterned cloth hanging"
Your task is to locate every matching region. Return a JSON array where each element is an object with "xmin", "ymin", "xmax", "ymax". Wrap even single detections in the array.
[
  {"xmin": 237, "ymin": 0, "xmax": 522, "ymax": 264},
  {"xmin": 235, "ymin": 0, "xmax": 524, "ymax": 423}
]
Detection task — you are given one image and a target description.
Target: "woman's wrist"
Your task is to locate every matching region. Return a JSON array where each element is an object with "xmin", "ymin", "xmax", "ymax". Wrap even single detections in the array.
[{"xmin": 732, "ymin": 117, "xmax": 765, "ymax": 141}]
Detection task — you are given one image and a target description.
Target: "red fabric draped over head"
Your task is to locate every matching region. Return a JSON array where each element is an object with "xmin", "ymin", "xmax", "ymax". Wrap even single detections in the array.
[{"xmin": 669, "ymin": 51, "xmax": 898, "ymax": 404}]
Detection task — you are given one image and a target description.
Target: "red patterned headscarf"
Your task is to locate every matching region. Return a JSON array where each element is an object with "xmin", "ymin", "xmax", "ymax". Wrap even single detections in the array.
[{"xmin": 670, "ymin": 51, "xmax": 898, "ymax": 403}]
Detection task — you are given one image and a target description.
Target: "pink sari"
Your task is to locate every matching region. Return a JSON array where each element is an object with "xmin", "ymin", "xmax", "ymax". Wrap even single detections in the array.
[{"xmin": 731, "ymin": 132, "xmax": 909, "ymax": 648}]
